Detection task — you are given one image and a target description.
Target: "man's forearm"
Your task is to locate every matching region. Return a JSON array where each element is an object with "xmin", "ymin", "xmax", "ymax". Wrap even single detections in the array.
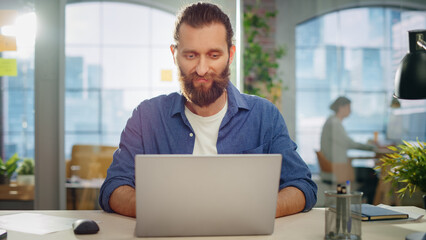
[
  {"xmin": 109, "ymin": 185, "xmax": 136, "ymax": 217},
  {"xmin": 275, "ymin": 186, "xmax": 306, "ymax": 218}
]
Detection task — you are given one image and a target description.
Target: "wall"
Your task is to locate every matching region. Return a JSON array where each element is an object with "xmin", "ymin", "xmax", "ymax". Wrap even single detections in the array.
[{"xmin": 275, "ymin": 0, "xmax": 426, "ymax": 140}]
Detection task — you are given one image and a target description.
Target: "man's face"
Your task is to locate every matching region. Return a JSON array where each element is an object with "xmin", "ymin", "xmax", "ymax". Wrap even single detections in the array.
[{"xmin": 171, "ymin": 23, "xmax": 235, "ymax": 107}]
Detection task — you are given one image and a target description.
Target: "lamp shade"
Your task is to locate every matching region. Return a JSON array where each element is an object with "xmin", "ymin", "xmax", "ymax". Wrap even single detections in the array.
[{"xmin": 394, "ymin": 29, "xmax": 426, "ymax": 99}]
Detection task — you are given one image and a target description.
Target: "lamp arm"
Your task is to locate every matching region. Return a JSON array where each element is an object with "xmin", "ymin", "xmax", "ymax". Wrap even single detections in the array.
[{"xmin": 417, "ymin": 38, "xmax": 426, "ymax": 51}]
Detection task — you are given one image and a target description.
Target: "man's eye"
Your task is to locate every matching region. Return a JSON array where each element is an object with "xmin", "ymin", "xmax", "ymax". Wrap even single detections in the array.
[
  {"xmin": 211, "ymin": 53, "xmax": 220, "ymax": 58},
  {"xmin": 186, "ymin": 54, "xmax": 195, "ymax": 59}
]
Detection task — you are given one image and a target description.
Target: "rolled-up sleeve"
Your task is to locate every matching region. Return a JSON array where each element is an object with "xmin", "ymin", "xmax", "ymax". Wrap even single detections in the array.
[
  {"xmin": 271, "ymin": 110, "xmax": 318, "ymax": 212},
  {"xmin": 99, "ymin": 107, "xmax": 143, "ymax": 212}
]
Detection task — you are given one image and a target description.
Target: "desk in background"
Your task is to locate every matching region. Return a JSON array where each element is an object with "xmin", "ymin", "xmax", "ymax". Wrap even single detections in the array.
[
  {"xmin": 66, "ymin": 179, "xmax": 103, "ymax": 210},
  {"xmin": 0, "ymin": 207, "xmax": 424, "ymax": 240},
  {"xmin": 372, "ymin": 147, "xmax": 401, "ymax": 206},
  {"xmin": 0, "ymin": 183, "xmax": 34, "ymax": 210},
  {"xmin": 348, "ymin": 147, "xmax": 401, "ymax": 206}
]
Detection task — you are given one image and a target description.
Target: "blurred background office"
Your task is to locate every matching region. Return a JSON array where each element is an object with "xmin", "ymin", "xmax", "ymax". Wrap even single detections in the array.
[{"xmin": 0, "ymin": 0, "xmax": 425, "ymax": 210}]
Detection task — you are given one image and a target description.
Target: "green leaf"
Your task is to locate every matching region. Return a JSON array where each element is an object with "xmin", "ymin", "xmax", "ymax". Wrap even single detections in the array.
[
  {"xmin": 396, "ymin": 188, "xmax": 406, "ymax": 193},
  {"xmin": 388, "ymin": 146, "xmax": 398, "ymax": 151}
]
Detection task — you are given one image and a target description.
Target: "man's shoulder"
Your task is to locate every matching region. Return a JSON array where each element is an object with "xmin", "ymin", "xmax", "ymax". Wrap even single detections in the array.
[
  {"xmin": 239, "ymin": 92, "xmax": 278, "ymax": 112},
  {"xmin": 137, "ymin": 92, "xmax": 181, "ymax": 107},
  {"xmin": 134, "ymin": 92, "xmax": 182, "ymax": 115},
  {"xmin": 227, "ymin": 83, "xmax": 275, "ymax": 111}
]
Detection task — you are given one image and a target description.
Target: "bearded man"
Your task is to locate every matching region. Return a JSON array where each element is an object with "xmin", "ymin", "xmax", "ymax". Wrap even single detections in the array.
[{"xmin": 99, "ymin": 2, "xmax": 317, "ymax": 218}]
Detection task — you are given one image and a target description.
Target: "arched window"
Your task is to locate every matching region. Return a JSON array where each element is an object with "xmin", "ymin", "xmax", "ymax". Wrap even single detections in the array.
[
  {"xmin": 65, "ymin": 2, "xmax": 177, "ymax": 158},
  {"xmin": 295, "ymin": 7, "xmax": 426, "ymax": 172}
]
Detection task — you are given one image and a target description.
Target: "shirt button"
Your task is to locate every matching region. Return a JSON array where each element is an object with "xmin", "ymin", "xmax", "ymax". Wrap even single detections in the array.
[{"xmin": 189, "ymin": 133, "xmax": 194, "ymax": 137}]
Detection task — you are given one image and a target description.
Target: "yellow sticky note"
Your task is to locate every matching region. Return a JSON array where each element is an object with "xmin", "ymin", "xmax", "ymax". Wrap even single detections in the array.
[
  {"xmin": 0, "ymin": 35, "xmax": 17, "ymax": 51},
  {"xmin": 0, "ymin": 10, "xmax": 18, "ymax": 26},
  {"xmin": 0, "ymin": 58, "xmax": 17, "ymax": 76},
  {"xmin": 161, "ymin": 69, "xmax": 173, "ymax": 82}
]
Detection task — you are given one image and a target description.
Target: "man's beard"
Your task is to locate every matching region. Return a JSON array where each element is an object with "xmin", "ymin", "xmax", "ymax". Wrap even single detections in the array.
[{"xmin": 178, "ymin": 64, "xmax": 230, "ymax": 107}]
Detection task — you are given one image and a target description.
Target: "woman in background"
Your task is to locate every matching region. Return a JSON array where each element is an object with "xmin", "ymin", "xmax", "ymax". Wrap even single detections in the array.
[{"xmin": 320, "ymin": 96, "xmax": 378, "ymax": 203}]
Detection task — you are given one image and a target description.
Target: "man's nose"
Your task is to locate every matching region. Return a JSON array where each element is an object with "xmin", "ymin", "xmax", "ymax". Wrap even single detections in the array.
[{"xmin": 195, "ymin": 57, "xmax": 209, "ymax": 76}]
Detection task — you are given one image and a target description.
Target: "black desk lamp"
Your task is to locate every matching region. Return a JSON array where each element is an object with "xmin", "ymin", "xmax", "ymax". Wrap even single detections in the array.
[{"xmin": 394, "ymin": 29, "xmax": 426, "ymax": 99}]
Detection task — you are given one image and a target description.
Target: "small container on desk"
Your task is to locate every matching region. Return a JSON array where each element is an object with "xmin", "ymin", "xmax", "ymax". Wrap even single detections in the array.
[{"xmin": 324, "ymin": 190, "xmax": 363, "ymax": 240}]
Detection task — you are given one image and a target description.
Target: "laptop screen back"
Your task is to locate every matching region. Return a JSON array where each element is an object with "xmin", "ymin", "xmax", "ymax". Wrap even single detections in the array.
[{"xmin": 135, "ymin": 154, "xmax": 282, "ymax": 237}]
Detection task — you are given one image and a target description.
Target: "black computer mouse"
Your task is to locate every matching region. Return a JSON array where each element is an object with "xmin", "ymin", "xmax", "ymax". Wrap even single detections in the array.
[{"xmin": 72, "ymin": 219, "xmax": 100, "ymax": 234}]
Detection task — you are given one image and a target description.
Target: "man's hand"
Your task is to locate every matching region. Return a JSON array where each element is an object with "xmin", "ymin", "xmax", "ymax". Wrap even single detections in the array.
[
  {"xmin": 275, "ymin": 186, "xmax": 306, "ymax": 218},
  {"xmin": 109, "ymin": 185, "xmax": 136, "ymax": 217}
]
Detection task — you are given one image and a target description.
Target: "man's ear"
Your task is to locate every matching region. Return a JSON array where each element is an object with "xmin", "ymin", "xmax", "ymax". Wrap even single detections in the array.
[
  {"xmin": 170, "ymin": 44, "xmax": 176, "ymax": 64},
  {"xmin": 228, "ymin": 45, "xmax": 236, "ymax": 65}
]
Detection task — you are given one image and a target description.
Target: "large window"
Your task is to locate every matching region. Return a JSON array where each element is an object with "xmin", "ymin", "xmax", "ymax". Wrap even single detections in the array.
[
  {"xmin": 295, "ymin": 7, "xmax": 426, "ymax": 172},
  {"xmin": 0, "ymin": 3, "xmax": 36, "ymax": 162},
  {"xmin": 65, "ymin": 2, "xmax": 178, "ymax": 159}
]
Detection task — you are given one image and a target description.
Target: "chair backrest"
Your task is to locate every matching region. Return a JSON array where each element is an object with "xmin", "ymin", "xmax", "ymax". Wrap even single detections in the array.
[
  {"xmin": 315, "ymin": 150, "xmax": 355, "ymax": 184},
  {"xmin": 69, "ymin": 145, "xmax": 117, "ymax": 179},
  {"xmin": 97, "ymin": 146, "xmax": 116, "ymax": 179},
  {"xmin": 315, "ymin": 151, "xmax": 332, "ymax": 173}
]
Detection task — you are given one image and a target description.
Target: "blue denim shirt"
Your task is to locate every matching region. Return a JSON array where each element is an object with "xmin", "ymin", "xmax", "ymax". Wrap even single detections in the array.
[{"xmin": 99, "ymin": 83, "xmax": 317, "ymax": 213}]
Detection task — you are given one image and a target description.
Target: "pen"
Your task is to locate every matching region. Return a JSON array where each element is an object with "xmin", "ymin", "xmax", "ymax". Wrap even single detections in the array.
[
  {"xmin": 336, "ymin": 184, "xmax": 342, "ymax": 235},
  {"xmin": 346, "ymin": 180, "xmax": 352, "ymax": 234},
  {"xmin": 341, "ymin": 186, "xmax": 347, "ymax": 234},
  {"xmin": 346, "ymin": 180, "xmax": 351, "ymax": 194}
]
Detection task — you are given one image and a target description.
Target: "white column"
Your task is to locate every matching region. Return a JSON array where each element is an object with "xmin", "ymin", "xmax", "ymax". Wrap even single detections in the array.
[{"xmin": 34, "ymin": 0, "xmax": 66, "ymax": 210}]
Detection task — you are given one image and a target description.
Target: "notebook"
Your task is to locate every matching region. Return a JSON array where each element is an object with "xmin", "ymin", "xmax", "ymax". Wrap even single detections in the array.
[
  {"xmin": 361, "ymin": 204, "xmax": 409, "ymax": 221},
  {"xmin": 134, "ymin": 154, "xmax": 282, "ymax": 237}
]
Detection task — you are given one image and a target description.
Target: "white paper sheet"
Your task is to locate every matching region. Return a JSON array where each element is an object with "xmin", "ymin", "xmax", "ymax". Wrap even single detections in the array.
[{"xmin": 0, "ymin": 213, "xmax": 77, "ymax": 235}]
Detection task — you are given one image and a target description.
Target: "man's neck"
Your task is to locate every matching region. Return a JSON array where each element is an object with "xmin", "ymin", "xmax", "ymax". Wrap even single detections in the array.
[{"xmin": 186, "ymin": 90, "xmax": 227, "ymax": 117}]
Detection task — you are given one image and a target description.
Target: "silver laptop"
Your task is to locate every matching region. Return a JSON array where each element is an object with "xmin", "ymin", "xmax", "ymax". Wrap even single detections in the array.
[{"xmin": 135, "ymin": 154, "xmax": 282, "ymax": 237}]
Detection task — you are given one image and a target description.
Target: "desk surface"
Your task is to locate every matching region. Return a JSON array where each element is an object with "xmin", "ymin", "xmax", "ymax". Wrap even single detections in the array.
[{"xmin": 0, "ymin": 207, "xmax": 424, "ymax": 240}]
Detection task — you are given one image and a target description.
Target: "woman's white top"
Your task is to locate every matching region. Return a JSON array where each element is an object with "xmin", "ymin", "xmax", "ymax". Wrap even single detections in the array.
[{"xmin": 320, "ymin": 115, "xmax": 375, "ymax": 182}]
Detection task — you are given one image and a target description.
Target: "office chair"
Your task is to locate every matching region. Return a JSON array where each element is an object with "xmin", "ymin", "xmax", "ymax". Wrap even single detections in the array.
[{"xmin": 315, "ymin": 150, "xmax": 355, "ymax": 185}]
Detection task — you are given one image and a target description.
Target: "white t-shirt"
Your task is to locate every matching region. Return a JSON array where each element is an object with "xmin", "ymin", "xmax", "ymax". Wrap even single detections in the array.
[{"xmin": 185, "ymin": 100, "xmax": 228, "ymax": 155}]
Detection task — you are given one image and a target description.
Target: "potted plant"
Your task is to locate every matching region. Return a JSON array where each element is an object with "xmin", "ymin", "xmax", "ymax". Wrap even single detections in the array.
[
  {"xmin": 376, "ymin": 139, "xmax": 426, "ymax": 208},
  {"xmin": 17, "ymin": 158, "xmax": 35, "ymax": 185},
  {"xmin": 0, "ymin": 153, "xmax": 19, "ymax": 184}
]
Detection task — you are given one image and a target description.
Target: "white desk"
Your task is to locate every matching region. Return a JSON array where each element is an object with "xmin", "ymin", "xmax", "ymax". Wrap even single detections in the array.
[{"xmin": 0, "ymin": 207, "xmax": 424, "ymax": 240}]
